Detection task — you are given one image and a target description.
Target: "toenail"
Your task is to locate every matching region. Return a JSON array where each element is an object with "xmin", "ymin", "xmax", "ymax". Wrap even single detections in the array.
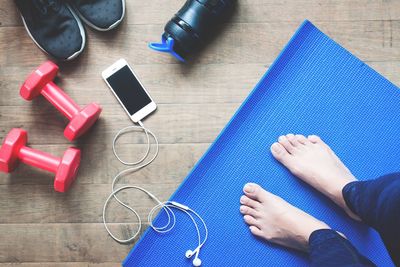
[
  {"xmin": 244, "ymin": 183, "xmax": 255, "ymax": 193},
  {"xmin": 271, "ymin": 143, "xmax": 281, "ymax": 153},
  {"xmin": 240, "ymin": 206, "xmax": 246, "ymax": 212},
  {"xmin": 308, "ymin": 135, "xmax": 320, "ymax": 142}
]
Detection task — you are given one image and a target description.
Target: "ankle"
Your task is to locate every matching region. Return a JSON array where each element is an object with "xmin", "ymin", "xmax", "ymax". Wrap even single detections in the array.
[
  {"xmin": 304, "ymin": 224, "xmax": 332, "ymax": 251},
  {"xmin": 336, "ymin": 181, "xmax": 362, "ymax": 221}
]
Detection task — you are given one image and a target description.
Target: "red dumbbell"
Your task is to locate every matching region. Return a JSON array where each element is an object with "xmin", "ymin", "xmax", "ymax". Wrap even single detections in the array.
[
  {"xmin": 0, "ymin": 128, "xmax": 81, "ymax": 192},
  {"xmin": 20, "ymin": 61, "xmax": 102, "ymax": 141}
]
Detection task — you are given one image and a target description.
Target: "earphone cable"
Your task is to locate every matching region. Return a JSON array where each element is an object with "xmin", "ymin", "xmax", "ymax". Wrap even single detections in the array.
[{"xmin": 103, "ymin": 121, "xmax": 208, "ymax": 251}]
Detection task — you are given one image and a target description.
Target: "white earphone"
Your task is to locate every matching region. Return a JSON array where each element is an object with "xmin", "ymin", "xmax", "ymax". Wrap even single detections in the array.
[
  {"xmin": 168, "ymin": 201, "xmax": 206, "ymax": 266},
  {"xmin": 102, "ymin": 122, "xmax": 208, "ymax": 266},
  {"xmin": 186, "ymin": 246, "xmax": 203, "ymax": 266},
  {"xmin": 152, "ymin": 201, "xmax": 208, "ymax": 266}
]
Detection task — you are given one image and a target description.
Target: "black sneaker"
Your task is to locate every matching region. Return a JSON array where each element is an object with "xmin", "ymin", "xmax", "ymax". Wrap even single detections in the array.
[
  {"xmin": 14, "ymin": 0, "xmax": 86, "ymax": 61},
  {"xmin": 68, "ymin": 0, "xmax": 125, "ymax": 31}
]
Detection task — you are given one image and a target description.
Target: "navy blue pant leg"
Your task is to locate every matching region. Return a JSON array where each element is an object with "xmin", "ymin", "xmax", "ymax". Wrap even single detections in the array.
[
  {"xmin": 343, "ymin": 173, "xmax": 400, "ymax": 266},
  {"xmin": 308, "ymin": 173, "xmax": 400, "ymax": 266},
  {"xmin": 309, "ymin": 229, "xmax": 376, "ymax": 267}
]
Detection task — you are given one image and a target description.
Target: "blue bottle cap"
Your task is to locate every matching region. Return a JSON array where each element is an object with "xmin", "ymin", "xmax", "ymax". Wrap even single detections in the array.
[{"xmin": 148, "ymin": 37, "xmax": 185, "ymax": 62}]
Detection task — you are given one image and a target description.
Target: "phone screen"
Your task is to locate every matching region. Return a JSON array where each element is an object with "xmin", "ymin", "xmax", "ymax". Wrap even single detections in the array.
[{"xmin": 106, "ymin": 66, "xmax": 152, "ymax": 115}]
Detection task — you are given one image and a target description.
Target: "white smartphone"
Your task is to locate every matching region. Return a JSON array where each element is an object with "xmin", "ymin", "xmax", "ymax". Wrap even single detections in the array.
[{"xmin": 102, "ymin": 59, "xmax": 157, "ymax": 122}]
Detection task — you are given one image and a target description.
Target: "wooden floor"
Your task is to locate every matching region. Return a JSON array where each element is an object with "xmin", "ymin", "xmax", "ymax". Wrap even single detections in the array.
[{"xmin": 0, "ymin": 0, "xmax": 399, "ymax": 266}]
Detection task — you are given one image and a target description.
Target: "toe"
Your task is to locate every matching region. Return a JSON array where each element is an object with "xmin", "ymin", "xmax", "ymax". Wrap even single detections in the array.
[
  {"xmin": 243, "ymin": 215, "xmax": 260, "ymax": 228},
  {"xmin": 270, "ymin": 142, "xmax": 292, "ymax": 163},
  {"xmin": 240, "ymin": 205, "xmax": 259, "ymax": 217},
  {"xmin": 295, "ymin": 134, "xmax": 309, "ymax": 145},
  {"xmin": 308, "ymin": 135, "xmax": 331, "ymax": 152},
  {"xmin": 243, "ymin": 183, "xmax": 268, "ymax": 203},
  {"xmin": 286, "ymin": 134, "xmax": 300, "ymax": 147},
  {"xmin": 278, "ymin": 135, "xmax": 295, "ymax": 154},
  {"xmin": 308, "ymin": 135, "xmax": 322, "ymax": 144},
  {"xmin": 240, "ymin": 195, "xmax": 260, "ymax": 209},
  {"xmin": 249, "ymin": 225, "xmax": 263, "ymax": 237}
]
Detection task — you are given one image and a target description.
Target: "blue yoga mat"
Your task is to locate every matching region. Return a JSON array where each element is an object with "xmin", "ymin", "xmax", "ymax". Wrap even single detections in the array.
[{"xmin": 124, "ymin": 20, "xmax": 399, "ymax": 266}]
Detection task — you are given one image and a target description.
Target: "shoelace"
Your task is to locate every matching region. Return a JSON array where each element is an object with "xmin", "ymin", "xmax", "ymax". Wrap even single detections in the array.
[{"xmin": 32, "ymin": 0, "xmax": 61, "ymax": 15}]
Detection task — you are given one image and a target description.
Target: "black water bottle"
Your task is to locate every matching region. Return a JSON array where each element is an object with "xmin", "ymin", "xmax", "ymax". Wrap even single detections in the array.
[{"xmin": 149, "ymin": 0, "xmax": 236, "ymax": 61}]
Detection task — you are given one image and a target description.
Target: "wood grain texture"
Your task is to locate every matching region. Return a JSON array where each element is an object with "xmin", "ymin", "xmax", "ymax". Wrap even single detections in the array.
[
  {"xmin": 0, "ymin": 224, "xmax": 137, "ymax": 262},
  {"xmin": 0, "ymin": 0, "xmax": 398, "ymax": 265},
  {"xmin": 2, "ymin": 264, "xmax": 120, "ymax": 267},
  {"xmin": 1, "ymin": 0, "xmax": 399, "ymax": 27},
  {"xmin": 1, "ymin": 262, "xmax": 121, "ymax": 267},
  {"xmin": 1, "ymin": 21, "xmax": 399, "ymax": 66}
]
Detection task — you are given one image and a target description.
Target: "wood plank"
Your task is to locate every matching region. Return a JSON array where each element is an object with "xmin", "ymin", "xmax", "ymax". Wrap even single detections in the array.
[
  {"xmin": 0, "ymin": 143, "xmax": 208, "ymax": 186},
  {"xmin": 1, "ymin": 263, "xmax": 120, "ymax": 267},
  {"xmin": 1, "ymin": 0, "xmax": 399, "ymax": 27},
  {"xmin": 0, "ymin": 103, "xmax": 238, "ymax": 144},
  {"xmin": 235, "ymin": 0, "xmax": 400, "ymax": 23},
  {"xmin": 0, "ymin": 144, "xmax": 207, "ymax": 223},
  {"xmin": 0, "ymin": 63, "xmax": 266, "ymax": 105},
  {"xmin": 0, "ymin": 224, "xmax": 139, "ymax": 263},
  {"xmin": 368, "ymin": 61, "xmax": 400, "ymax": 87},
  {"xmin": 0, "ymin": 183, "xmax": 181, "ymax": 223},
  {"xmin": 0, "ymin": 61, "xmax": 398, "ymax": 106},
  {"xmin": 0, "ymin": 21, "xmax": 398, "ymax": 67}
]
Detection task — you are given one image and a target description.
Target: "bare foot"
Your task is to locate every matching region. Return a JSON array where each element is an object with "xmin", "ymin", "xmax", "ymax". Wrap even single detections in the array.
[
  {"xmin": 240, "ymin": 183, "xmax": 330, "ymax": 252},
  {"xmin": 270, "ymin": 134, "xmax": 359, "ymax": 220}
]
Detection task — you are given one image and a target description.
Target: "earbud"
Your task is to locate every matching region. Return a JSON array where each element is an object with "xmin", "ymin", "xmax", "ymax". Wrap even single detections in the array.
[
  {"xmin": 185, "ymin": 250, "xmax": 194, "ymax": 258},
  {"xmin": 193, "ymin": 257, "xmax": 202, "ymax": 266},
  {"xmin": 185, "ymin": 247, "xmax": 202, "ymax": 266}
]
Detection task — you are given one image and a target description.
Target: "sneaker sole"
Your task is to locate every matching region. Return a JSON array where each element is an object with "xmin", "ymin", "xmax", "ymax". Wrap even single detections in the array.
[
  {"xmin": 71, "ymin": 0, "xmax": 126, "ymax": 32},
  {"xmin": 19, "ymin": 4, "xmax": 86, "ymax": 61}
]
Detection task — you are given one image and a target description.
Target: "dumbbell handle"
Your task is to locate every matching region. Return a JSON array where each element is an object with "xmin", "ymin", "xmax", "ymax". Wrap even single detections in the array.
[
  {"xmin": 18, "ymin": 146, "xmax": 60, "ymax": 173},
  {"xmin": 41, "ymin": 82, "xmax": 81, "ymax": 120}
]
